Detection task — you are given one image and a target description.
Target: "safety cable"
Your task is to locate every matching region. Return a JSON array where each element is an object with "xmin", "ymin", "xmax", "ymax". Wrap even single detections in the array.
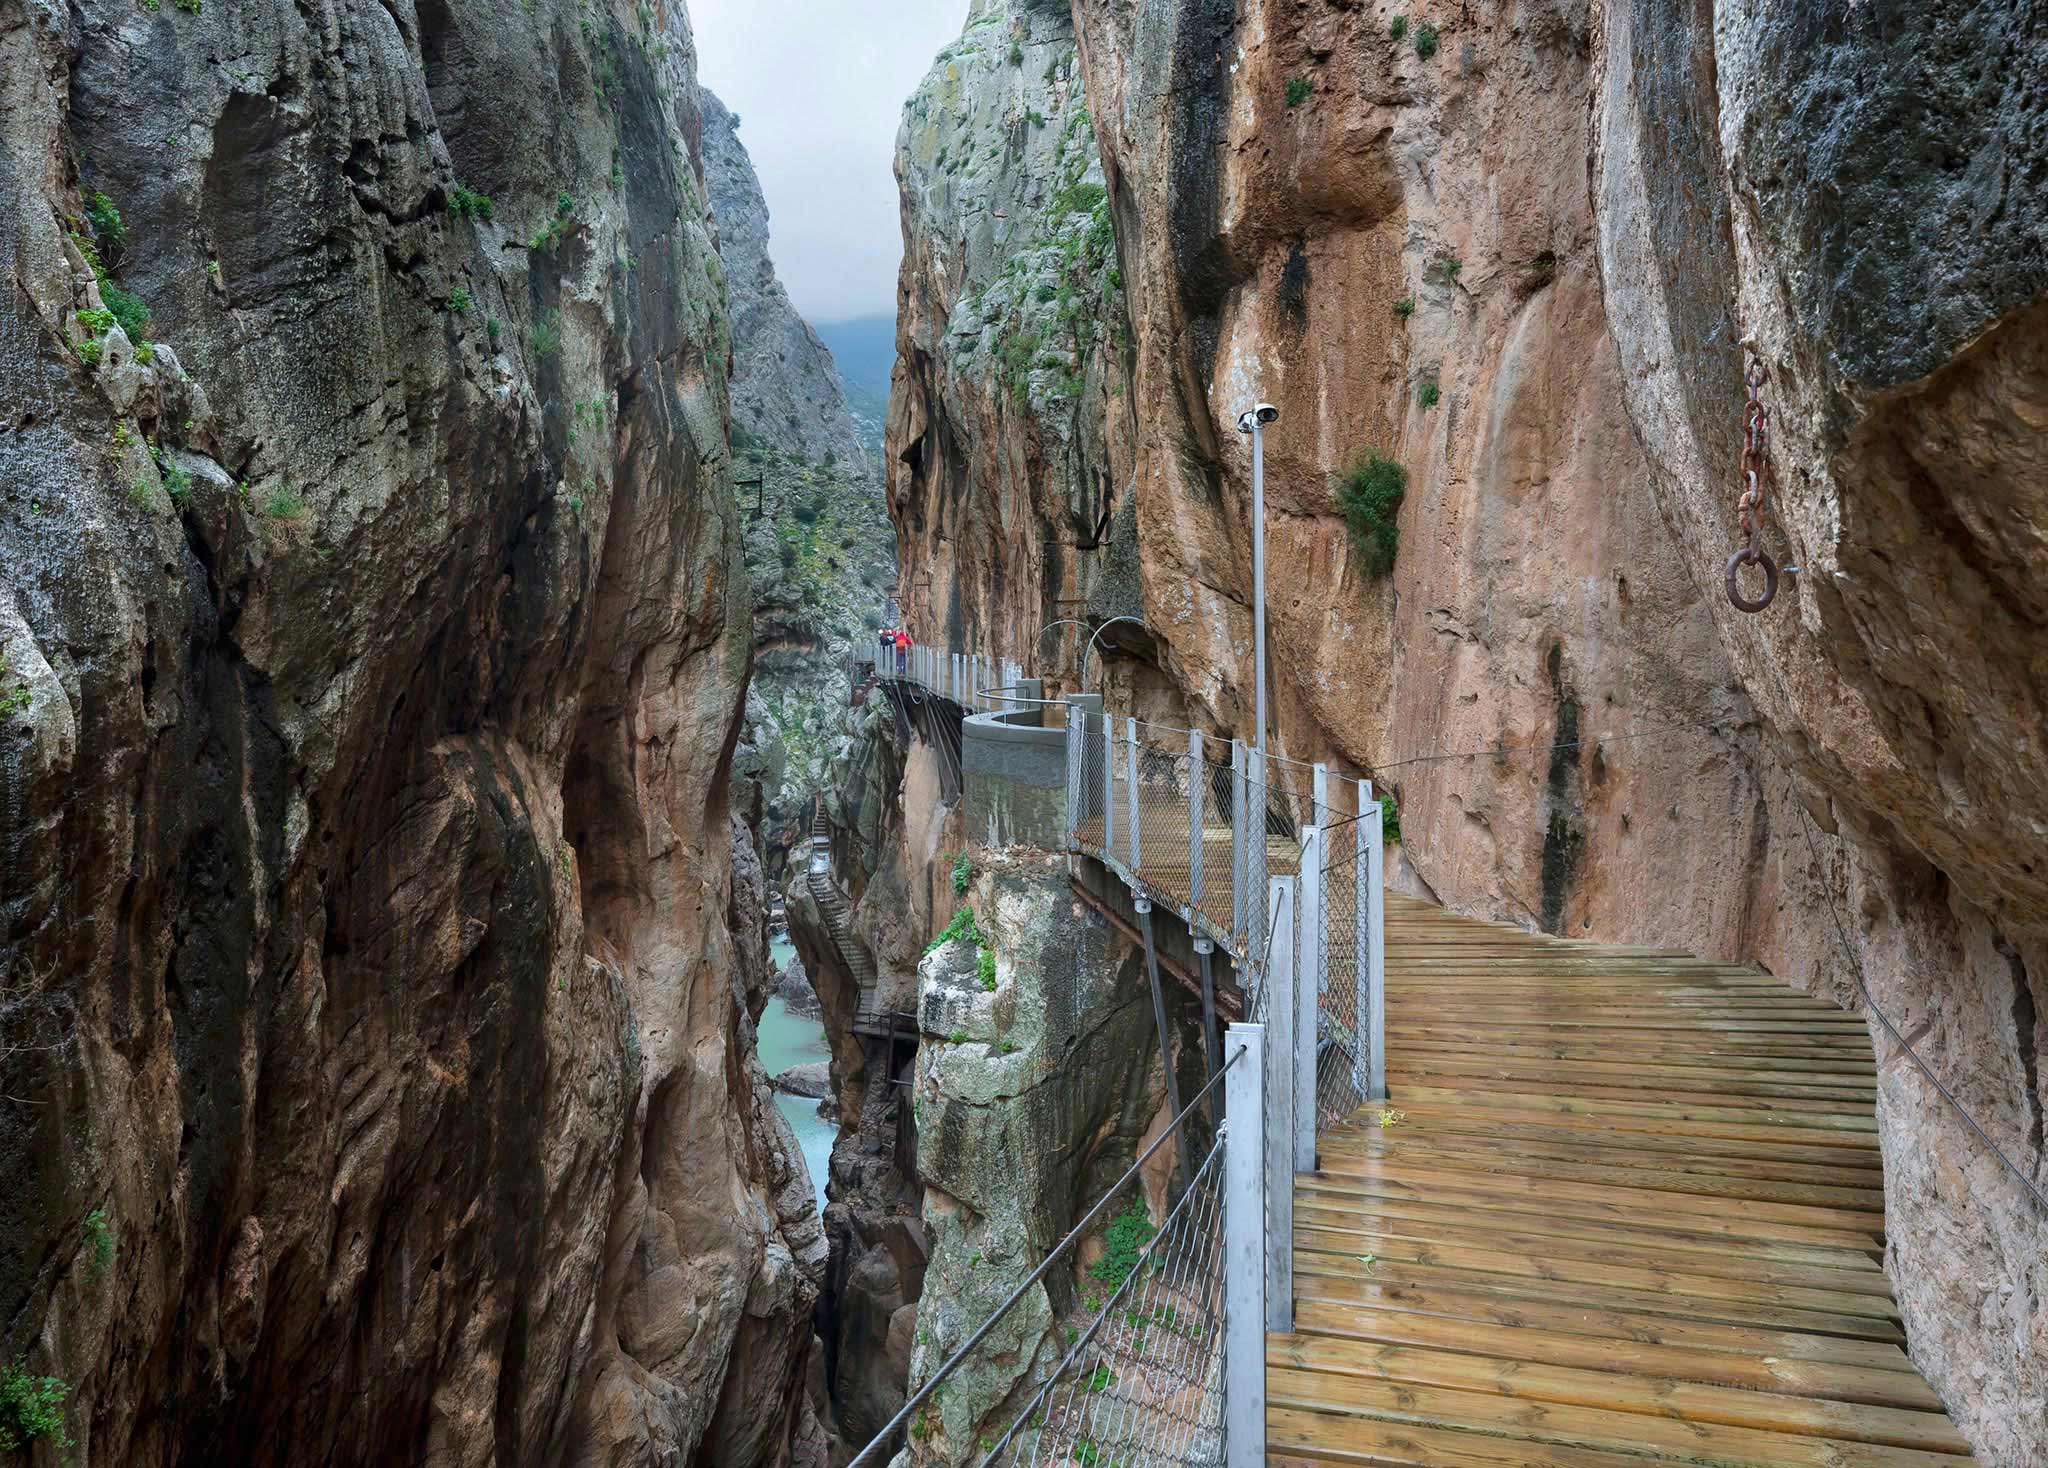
[
  {"xmin": 1735, "ymin": 640, "xmax": 2048, "ymax": 1218},
  {"xmin": 847, "ymin": 1044, "xmax": 1245, "ymax": 1467}
]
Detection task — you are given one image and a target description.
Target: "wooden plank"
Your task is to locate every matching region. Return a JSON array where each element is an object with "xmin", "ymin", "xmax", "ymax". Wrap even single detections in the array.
[
  {"xmin": 1301, "ymin": 1164, "xmax": 1884, "ymax": 1248},
  {"xmin": 1289, "ymin": 1299, "xmax": 1941, "ymax": 1409},
  {"xmin": 1292, "ymin": 1248, "xmax": 1905, "ymax": 1342},
  {"xmin": 1295, "ymin": 1211, "xmax": 1895, "ymax": 1296},
  {"xmin": 1267, "ymin": 1365, "xmax": 1972, "ymax": 1465},
  {"xmin": 1294, "ymin": 1229, "xmax": 1903, "ymax": 1322},
  {"xmin": 1283, "ymin": 1272, "xmax": 1915, "ymax": 1370}
]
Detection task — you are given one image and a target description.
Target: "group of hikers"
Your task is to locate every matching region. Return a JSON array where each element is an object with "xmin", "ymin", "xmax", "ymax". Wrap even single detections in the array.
[{"xmin": 877, "ymin": 627, "xmax": 911, "ymax": 675}]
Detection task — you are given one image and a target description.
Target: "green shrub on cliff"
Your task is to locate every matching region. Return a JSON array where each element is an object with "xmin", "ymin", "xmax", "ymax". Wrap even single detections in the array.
[
  {"xmin": 1088, "ymin": 1197, "xmax": 1156, "ymax": 1290},
  {"xmin": 926, "ymin": 906, "xmax": 981, "ymax": 955},
  {"xmin": 950, "ymin": 850, "xmax": 973, "ymax": 894},
  {"xmin": 1284, "ymin": 77, "xmax": 1311, "ymax": 107},
  {"xmin": 0, "ymin": 1361, "xmax": 70, "ymax": 1454},
  {"xmin": 1414, "ymin": 21, "xmax": 1439, "ymax": 58},
  {"xmin": 1335, "ymin": 453, "xmax": 1406, "ymax": 579}
]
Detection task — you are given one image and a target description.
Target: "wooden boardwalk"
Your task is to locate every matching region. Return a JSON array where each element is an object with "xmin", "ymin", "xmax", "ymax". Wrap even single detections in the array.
[{"xmin": 1268, "ymin": 893, "xmax": 1975, "ymax": 1467}]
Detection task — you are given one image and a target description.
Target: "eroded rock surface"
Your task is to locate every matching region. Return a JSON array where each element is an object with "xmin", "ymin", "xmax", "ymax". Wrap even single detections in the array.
[
  {"xmin": 0, "ymin": 0, "xmax": 822, "ymax": 1463},
  {"xmin": 889, "ymin": 0, "xmax": 1135, "ymax": 671},
  {"xmin": 704, "ymin": 91, "xmax": 895, "ymax": 856},
  {"xmin": 1594, "ymin": 3, "xmax": 2048, "ymax": 1453},
  {"xmin": 903, "ymin": 851, "xmax": 1172, "ymax": 1458}
]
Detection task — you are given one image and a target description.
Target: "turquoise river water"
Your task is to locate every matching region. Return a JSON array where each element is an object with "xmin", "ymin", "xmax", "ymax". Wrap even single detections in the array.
[{"xmin": 758, "ymin": 933, "xmax": 833, "ymax": 1212}]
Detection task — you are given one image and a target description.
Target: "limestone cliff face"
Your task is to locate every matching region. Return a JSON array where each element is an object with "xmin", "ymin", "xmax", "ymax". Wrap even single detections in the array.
[
  {"xmin": 703, "ymin": 91, "xmax": 894, "ymax": 858},
  {"xmin": 891, "ymin": 0, "xmax": 2045, "ymax": 1460},
  {"xmin": 0, "ymin": 0, "xmax": 822, "ymax": 1464},
  {"xmin": 904, "ymin": 852, "xmax": 1177, "ymax": 1459},
  {"xmin": 890, "ymin": 0, "xmax": 1135, "ymax": 673},
  {"xmin": 703, "ymin": 92, "xmax": 870, "ymax": 476},
  {"xmin": 1593, "ymin": 3, "xmax": 2048, "ymax": 1455}
]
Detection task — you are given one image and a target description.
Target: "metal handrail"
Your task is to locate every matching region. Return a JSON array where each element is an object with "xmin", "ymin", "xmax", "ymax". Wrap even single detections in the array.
[{"xmin": 847, "ymin": 1045, "xmax": 1244, "ymax": 1467}]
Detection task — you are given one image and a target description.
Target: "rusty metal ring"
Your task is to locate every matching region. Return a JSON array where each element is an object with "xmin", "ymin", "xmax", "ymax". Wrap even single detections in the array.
[{"xmin": 1725, "ymin": 545, "xmax": 1778, "ymax": 613}]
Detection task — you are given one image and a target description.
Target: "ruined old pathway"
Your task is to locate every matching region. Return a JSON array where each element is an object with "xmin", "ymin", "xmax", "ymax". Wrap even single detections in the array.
[{"xmin": 1269, "ymin": 892, "xmax": 1976, "ymax": 1468}]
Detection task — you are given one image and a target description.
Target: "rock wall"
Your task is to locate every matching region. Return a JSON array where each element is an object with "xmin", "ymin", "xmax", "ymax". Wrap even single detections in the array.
[
  {"xmin": 704, "ymin": 91, "xmax": 895, "ymax": 860},
  {"xmin": 890, "ymin": 0, "xmax": 2046, "ymax": 1460},
  {"xmin": 703, "ymin": 92, "xmax": 870, "ymax": 475},
  {"xmin": 783, "ymin": 701, "xmax": 945, "ymax": 1458},
  {"xmin": 1593, "ymin": 2, "xmax": 2048, "ymax": 1456},
  {"xmin": 0, "ymin": 0, "xmax": 824, "ymax": 1463},
  {"xmin": 903, "ymin": 851, "xmax": 1180, "ymax": 1459},
  {"xmin": 889, "ymin": 0, "xmax": 1135, "ymax": 676}
]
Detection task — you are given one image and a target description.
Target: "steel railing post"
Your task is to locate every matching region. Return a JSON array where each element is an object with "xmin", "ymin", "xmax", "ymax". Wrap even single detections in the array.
[
  {"xmin": 1102, "ymin": 712, "xmax": 1116, "ymax": 858},
  {"xmin": 1248, "ymin": 747, "xmax": 1268, "ymax": 963},
  {"xmin": 1065, "ymin": 705, "xmax": 1083, "ymax": 850},
  {"xmin": 1230, "ymin": 739, "xmax": 1248, "ymax": 947},
  {"xmin": 1264, "ymin": 876, "xmax": 1295, "ymax": 1333},
  {"xmin": 1353, "ymin": 778, "xmax": 1372, "ymax": 1101},
  {"xmin": 1222, "ymin": 1024, "xmax": 1265, "ymax": 1468},
  {"xmin": 1124, "ymin": 717, "xmax": 1142, "ymax": 874},
  {"xmin": 1296, "ymin": 824, "xmax": 1320, "ymax": 1171},
  {"xmin": 1367, "ymin": 790, "xmax": 1387, "ymax": 1101},
  {"xmin": 1188, "ymin": 728, "xmax": 1205, "ymax": 919}
]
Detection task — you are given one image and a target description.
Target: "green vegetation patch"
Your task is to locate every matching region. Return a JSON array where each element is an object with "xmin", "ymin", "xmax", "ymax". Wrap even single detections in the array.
[
  {"xmin": 1335, "ymin": 452, "xmax": 1406, "ymax": 579},
  {"xmin": 1087, "ymin": 1196, "xmax": 1156, "ymax": 1291},
  {"xmin": 1284, "ymin": 77, "xmax": 1312, "ymax": 107},
  {"xmin": 0, "ymin": 1361, "xmax": 70, "ymax": 1455},
  {"xmin": 1415, "ymin": 21, "xmax": 1439, "ymax": 58}
]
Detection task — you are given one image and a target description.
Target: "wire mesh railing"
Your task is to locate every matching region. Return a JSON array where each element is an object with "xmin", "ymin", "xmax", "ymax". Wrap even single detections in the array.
[
  {"xmin": 979, "ymin": 1139, "xmax": 1227, "ymax": 1468},
  {"xmin": 1065, "ymin": 713, "xmax": 1382, "ymax": 1094},
  {"xmin": 852, "ymin": 1039, "xmax": 1271, "ymax": 1468}
]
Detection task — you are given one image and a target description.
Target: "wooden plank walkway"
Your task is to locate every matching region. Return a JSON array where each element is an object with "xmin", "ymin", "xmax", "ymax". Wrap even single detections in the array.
[{"xmin": 1268, "ymin": 892, "xmax": 1975, "ymax": 1467}]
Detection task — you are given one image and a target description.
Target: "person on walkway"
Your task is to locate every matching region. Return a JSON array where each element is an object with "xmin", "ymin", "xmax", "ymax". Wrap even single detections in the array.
[
  {"xmin": 877, "ymin": 627, "xmax": 895, "ymax": 677},
  {"xmin": 895, "ymin": 629, "xmax": 910, "ymax": 676}
]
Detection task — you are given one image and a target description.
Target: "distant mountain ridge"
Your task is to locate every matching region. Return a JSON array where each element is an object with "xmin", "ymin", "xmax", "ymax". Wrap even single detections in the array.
[{"xmin": 814, "ymin": 315, "xmax": 896, "ymax": 452}]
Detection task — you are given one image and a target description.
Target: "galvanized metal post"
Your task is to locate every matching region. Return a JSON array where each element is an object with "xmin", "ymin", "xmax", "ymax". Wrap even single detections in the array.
[
  {"xmin": 1250, "ymin": 417, "xmax": 1267, "ymax": 770},
  {"xmin": 1352, "ymin": 778, "xmax": 1371, "ymax": 1102},
  {"xmin": 1222, "ymin": 1025, "xmax": 1266, "ymax": 1468},
  {"xmin": 1295, "ymin": 824, "xmax": 1321, "ymax": 1171},
  {"xmin": 1263, "ymin": 877, "xmax": 1295, "ymax": 1332},
  {"xmin": 1188, "ymin": 728, "xmax": 1205, "ymax": 918},
  {"xmin": 1247, "ymin": 748, "xmax": 1268, "ymax": 961},
  {"xmin": 1124, "ymin": 717, "xmax": 1142, "ymax": 873},
  {"xmin": 1135, "ymin": 897, "xmax": 1187, "ymax": 1192},
  {"xmin": 1367, "ymin": 792, "xmax": 1387, "ymax": 1101},
  {"xmin": 1064, "ymin": 706, "xmax": 1083, "ymax": 851},
  {"xmin": 1196, "ymin": 937, "xmax": 1221, "ymax": 1121},
  {"xmin": 1102, "ymin": 712, "xmax": 1116, "ymax": 857},
  {"xmin": 1230, "ymin": 739, "xmax": 1249, "ymax": 945}
]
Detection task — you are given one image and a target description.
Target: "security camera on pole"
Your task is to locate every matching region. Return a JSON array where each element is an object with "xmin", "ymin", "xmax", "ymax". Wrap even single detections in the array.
[{"xmin": 1235, "ymin": 403, "xmax": 1278, "ymax": 767}]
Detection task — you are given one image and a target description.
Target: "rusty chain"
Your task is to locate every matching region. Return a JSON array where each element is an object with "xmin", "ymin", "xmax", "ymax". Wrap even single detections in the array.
[{"xmin": 1725, "ymin": 357, "xmax": 1778, "ymax": 612}]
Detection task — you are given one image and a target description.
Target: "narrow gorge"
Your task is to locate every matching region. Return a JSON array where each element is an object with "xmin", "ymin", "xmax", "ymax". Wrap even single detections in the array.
[{"xmin": 1, "ymin": 0, "xmax": 2041, "ymax": 1466}]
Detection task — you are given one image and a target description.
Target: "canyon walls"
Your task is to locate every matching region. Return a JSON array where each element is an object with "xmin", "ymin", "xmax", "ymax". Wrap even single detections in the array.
[
  {"xmin": 0, "ymin": 0, "xmax": 825, "ymax": 1463},
  {"xmin": 702, "ymin": 89, "xmax": 894, "ymax": 863},
  {"xmin": 888, "ymin": 0, "xmax": 2046, "ymax": 1460},
  {"xmin": 889, "ymin": 0, "xmax": 1136, "ymax": 678}
]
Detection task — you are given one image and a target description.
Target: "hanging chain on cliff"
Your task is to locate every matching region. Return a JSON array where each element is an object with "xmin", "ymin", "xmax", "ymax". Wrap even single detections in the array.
[{"xmin": 1725, "ymin": 358, "xmax": 1779, "ymax": 612}]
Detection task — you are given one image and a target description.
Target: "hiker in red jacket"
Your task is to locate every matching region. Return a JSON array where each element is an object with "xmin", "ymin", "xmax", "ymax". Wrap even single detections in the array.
[{"xmin": 894, "ymin": 629, "xmax": 910, "ymax": 676}]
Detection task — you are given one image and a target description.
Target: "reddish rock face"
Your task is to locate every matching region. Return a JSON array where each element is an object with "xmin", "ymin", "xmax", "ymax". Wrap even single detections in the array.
[
  {"xmin": 0, "ymin": 0, "xmax": 821, "ymax": 1464},
  {"xmin": 889, "ymin": 0, "xmax": 2045, "ymax": 1461}
]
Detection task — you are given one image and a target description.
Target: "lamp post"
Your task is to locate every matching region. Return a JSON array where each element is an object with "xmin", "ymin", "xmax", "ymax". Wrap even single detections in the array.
[{"xmin": 1235, "ymin": 403, "xmax": 1277, "ymax": 766}]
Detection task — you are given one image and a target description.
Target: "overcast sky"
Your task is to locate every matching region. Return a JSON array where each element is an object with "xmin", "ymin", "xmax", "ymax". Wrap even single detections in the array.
[{"xmin": 692, "ymin": 0, "xmax": 967, "ymax": 325}]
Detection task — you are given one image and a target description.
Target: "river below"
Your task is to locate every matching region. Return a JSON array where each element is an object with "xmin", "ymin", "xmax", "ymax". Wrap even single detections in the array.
[{"xmin": 758, "ymin": 932, "xmax": 834, "ymax": 1213}]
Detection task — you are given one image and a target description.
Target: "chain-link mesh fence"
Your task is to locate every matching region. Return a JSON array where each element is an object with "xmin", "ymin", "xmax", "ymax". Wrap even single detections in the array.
[
  {"xmin": 978, "ymin": 1138, "xmax": 1227, "ymax": 1468},
  {"xmin": 856, "ymin": 1051, "xmax": 1243, "ymax": 1468}
]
